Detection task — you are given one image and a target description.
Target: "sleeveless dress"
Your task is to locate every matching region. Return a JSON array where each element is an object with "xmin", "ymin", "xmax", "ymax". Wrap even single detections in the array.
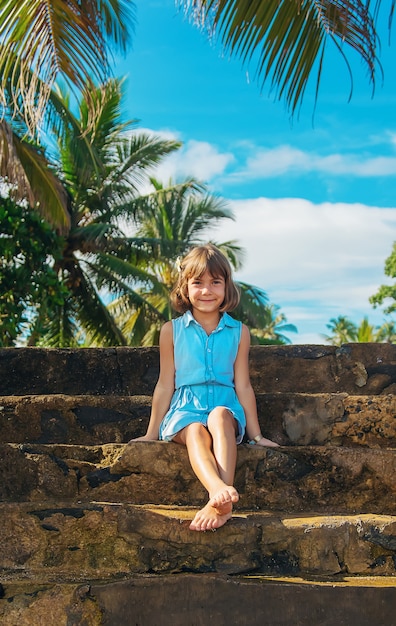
[{"xmin": 159, "ymin": 310, "xmax": 246, "ymax": 443}]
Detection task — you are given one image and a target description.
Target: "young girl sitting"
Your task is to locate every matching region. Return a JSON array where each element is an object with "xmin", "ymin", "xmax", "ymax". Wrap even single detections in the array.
[{"xmin": 130, "ymin": 243, "xmax": 279, "ymax": 531}]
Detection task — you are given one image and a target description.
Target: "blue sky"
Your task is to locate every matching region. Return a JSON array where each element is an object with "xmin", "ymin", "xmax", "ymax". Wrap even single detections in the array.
[{"xmin": 115, "ymin": 0, "xmax": 396, "ymax": 343}]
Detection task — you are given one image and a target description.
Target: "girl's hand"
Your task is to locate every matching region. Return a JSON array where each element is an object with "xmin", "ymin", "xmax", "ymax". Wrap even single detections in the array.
[
  {"xmin": 128, "ymin": 435, "xmax": 159, "ymax": 443},
  {"xmin": 255, "ymin": 436, "xmax": 280, "ymax": 448}
]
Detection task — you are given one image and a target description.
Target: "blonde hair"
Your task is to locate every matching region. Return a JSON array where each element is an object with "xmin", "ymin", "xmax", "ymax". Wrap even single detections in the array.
[{"xmin": 170, "ymin": 243, "xmax": 240, "ymax": 313}]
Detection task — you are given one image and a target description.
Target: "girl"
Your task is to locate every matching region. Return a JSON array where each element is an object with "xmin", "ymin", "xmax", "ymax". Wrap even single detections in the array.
[{"xmin": 131, "ymin": 243, "xmax": 279, "ymax": 531}]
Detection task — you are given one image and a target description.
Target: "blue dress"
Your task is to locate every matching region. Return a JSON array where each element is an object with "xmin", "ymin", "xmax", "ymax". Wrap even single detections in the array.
[{"xmin": 159, "ymin": 310, "xmax": 246, "ymax": 443}]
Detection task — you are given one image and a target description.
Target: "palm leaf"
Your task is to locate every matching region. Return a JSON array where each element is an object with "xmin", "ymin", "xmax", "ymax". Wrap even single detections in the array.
[
  {"xmin": 0, "ymin": 0, "xmax": 134, "ymax": 134},
  {"xmin": 179, "ymin": 0, "xmax": 379, "ymax": 112},
  {"xmin": 71, "ymin": 265, "xmax": 127, "ymax": 345},
  {"xmin": 0, "ymin": 120, "xmax": 70, "ymax": 230}
]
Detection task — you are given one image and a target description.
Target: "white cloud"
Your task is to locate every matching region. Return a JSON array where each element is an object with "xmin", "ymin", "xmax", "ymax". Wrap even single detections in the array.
[
  {"xmin": 229, "ymin": 144, "xmax": 396, "ymax": 180},
  {"xmin": 217, "ymin": 197, "xmax": 396, "ymax": 343},
  {"xmin": 156, "ymin": 139, "xmax": 234, "ymax": 183},
  {"xmin": 135, "ymin": 129, "xmax": 234, "ymax": 184},
  {"xmin": 387, "ymin": 131, "xmax": 396, "ymax": 148},
  {"xmin": 135, "ymin": 128, "xmax": 396, "ymax": 187},
  {"xmin": 129, "ymin": 128, "xmax": 396, "ymax": 343}
]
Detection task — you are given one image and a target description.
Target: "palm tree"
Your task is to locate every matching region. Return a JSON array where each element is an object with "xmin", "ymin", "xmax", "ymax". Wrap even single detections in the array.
[
  {"xmin": 110, "ymin": 177, "xmax": 297, "ymax": 346},
  {"xmin": 232, "ymin": 287, "xmax": 297, "ymax": 344},
  {"xmin": 323, "ymin": 315, "xmax": 358, "ymax": 345},
  {"xmin": 376, "ymin": 320, "xmax": 396, "ymax": 343},
  {"xmin": 0, "ymin": 117, "xmax": 70, "ymax": 230},
  {"xmin": 108, "ymin": 176, "xmax": 244, "ymax": 345},
  {"xmin": 355, "ymin": 316, "xmax": 378, "ymax": 342},
  {"xmin": 0, "ymin": 1, "xmax": 134, "ymax": 228},
  {"xmin": 29, "ymin": 79, "xmax": 181, "ymax": 347},
  {"xmin": 323, "ymin": 314, "xmax": 392, "ymax": 344},
  {"xmin": 252, "ymin": 304, "xmax": 297, "ymax": 345}
]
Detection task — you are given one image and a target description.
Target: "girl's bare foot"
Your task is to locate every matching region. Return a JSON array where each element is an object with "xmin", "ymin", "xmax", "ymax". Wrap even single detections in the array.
[
  {"xmin": 189, "ymin": 500, "xmax": 232, "ymax": 531},
  {"xmin": 209, "ymin": 486, "xmax": 239, "ymax": 509},
  {"xmin": 189, "ymin": 486, "xmax": 239, "ymax": 531}
]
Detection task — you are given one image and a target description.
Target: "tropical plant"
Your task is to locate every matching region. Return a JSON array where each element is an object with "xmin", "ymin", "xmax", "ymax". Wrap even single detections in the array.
[
  {"xmin": 355, "ymin": 316, "xmax": 378, "ymax": 342},
  {"xmin": 178, "ymin": 0, "xmax": 387, "ymax": 113},
  {"xmin": 108, "ymin": 176, "xmax": 244, "ymax": 345},
  {"xmin": 323, "ymin": 315, "xmax": 359, "ymax": 344},
  {"xmin": 0, "ymin": 0, "xmax": 134, "ymax": 228},
  {"xmin": 0, "ymin": 116, "xmax": 70, "ymax": 230},
  {"xmin": 1, "ymin": 0, "xmax": 392, "ymax": 136},
  {"xmin": 0, "ymin": 195, "xmax": 67, "ymax": 346},
  {"xmin": 370, "ymin": 242, "xmax": 396, "ymax": 314},
  {"xmin": 0, "ymin": 0, "xmax": 134, "ymax": 135},
  {"xmin": 26, "ymin": 79, "xmax": 181, "ymax": 347},
  {"xmin": 323, "ymin": 314, "xmax": 396, "ymax": 344},
  {"xmin": 232, "ymin": 286, "xmax": 297, "ymax": 344},
  {"xmin": 376, "ymin": 320, "xmax": 396, "ymax": 343},
  {"xmin": 251, "ymin": 304, "xmax": 297, "ymax": 345},
  {"xmin": 109, "ymin": 177, "xmax": 297, "ymax": 346}
]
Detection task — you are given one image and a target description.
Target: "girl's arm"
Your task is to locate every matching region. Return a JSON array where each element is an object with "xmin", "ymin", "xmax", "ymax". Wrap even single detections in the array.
[
  {"xmin": 234, "ymin": 324, "xmax": 279, "ymax": 447},
  {"xmin": 131, "ymin": 321, "xmax": 175, "ymax": 441}
]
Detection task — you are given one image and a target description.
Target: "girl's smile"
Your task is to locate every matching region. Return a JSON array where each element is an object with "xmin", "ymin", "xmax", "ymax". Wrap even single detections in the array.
[{"xmin": 187, "ymin": 271, "xmax": 225, "ymax": 313}]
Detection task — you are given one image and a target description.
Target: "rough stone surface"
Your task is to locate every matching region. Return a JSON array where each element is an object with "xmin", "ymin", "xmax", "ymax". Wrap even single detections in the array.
[
  {"xmin": 257, "ymin": 392, "xmax": 396, "ymax": 447},
  {"xmin": 0, "ymin": 582, "xmax": 103, "ymax": 626},
  {"xmin": 1, "ymin": 503, "xmax": 395, "ymax": 580},
  {"xmin": 0, "ymin": 394, "xmax": 151, "ymax": 444},
  {"xmin": 1, "ymin": 345, "xmax": 395, "ymax": 624},
  {"xmin": 1, "ymin": 575, "xmax": 396, "ymax": 626},
  {"xmin": 1, "ymin": 392, "xmax": 395, "ymax": 447},
  {"xmin": 1, "ymin": 442, "xmax": 396, "ymax": 514},
  {"xmin": 2, "ymin": 344, "xmax": 396, "ymax": 396}
]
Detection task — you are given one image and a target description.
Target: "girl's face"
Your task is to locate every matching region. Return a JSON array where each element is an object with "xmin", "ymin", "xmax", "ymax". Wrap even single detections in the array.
[{"xmin": 187, "ymin": 270, "xmax": 225, "ymax": 314}]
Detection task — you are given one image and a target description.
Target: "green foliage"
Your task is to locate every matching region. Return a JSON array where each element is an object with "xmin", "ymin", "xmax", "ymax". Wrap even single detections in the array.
[
  {"xmin": 179, "ymin": 0, "xmax": 381, "ymax": 114},
  {"xmin": 0, "ymin": 196, "xmax": 67, "ymax": 345},
  {"xmin": 109, "ymin": 177, "xmax": 296, "ymax": 346},
  {"xmin": 370, "ymin": 242, "xmax": 396, "ymax": 314},
  {"xmin": 323, "ymin": 314, "xmax": 396, "ymax": 345},
  {"xmin": 0, "ymin": 0, "xmax": 134, "ymax": 135},
  {"xmin": 232, "ymin": 284, "xmax": 297, "ymax": 345},
  {"xmin": 1, "ymin": 82, "xmax": 297, "ymax": 348},
  {"xmin": 23, "ymin": 79, "xmax": 181, "ymax": 347}
]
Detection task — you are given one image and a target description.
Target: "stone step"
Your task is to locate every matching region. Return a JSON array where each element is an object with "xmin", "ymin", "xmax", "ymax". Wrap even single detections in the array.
[
  {"xmin": 2, "ymin": 443, "xmax": 396, "ymax": 514},
  {"xmin": 1, "ymin": 344, "xmax": 396, "ymax": 396},
  {"xmin": 0, "ymin": 394, "xmax": 152, "ymax": 445},
  {"xmin": 1, "ymin": 575, "xmax": 396, "ymax": 626},
  {"xmin": 1, "ymin": 502, "xmax": 396, "ymax": 582},
  {"xmin": 1, "ymin": 392, "xmax": 395, "ymax": 447}
]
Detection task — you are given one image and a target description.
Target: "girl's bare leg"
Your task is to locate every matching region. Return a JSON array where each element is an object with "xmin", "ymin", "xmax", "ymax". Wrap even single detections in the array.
[
  {"xmin": 206, "ymin": 407, "xmax": 239, "ymax": 508},
  {"xmin": 173, "ymin": 409, "xmax": 238, "ymax": 531}
]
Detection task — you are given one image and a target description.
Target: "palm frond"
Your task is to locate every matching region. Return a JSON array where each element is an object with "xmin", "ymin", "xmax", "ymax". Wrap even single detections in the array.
[
  {"xmin": 108, "ymin": 132, "xmax": 182, "ymax": 195},
  {"xmin": 0, "ymin": 0, "xmax": 135, "ymax": 134},
  {"xmin": 71, "ymin": 266, "xmax": 127, "ymax": 345},
  {"xmin": 179, "ymin": 0, "xmax": 380, "ymax": 113},
  {"xmin": 0, "ymin": 120, "xmax": 70, "ymax": 230},
  {"xmin": 32, "ymin": 297, "xmax": 81, "ymax": 347}
]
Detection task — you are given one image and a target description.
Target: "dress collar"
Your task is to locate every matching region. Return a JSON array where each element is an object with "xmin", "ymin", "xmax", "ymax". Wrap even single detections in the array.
[{"xmin": 182, "ymin": 310, "xmax": 239, "ymax": 329}]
